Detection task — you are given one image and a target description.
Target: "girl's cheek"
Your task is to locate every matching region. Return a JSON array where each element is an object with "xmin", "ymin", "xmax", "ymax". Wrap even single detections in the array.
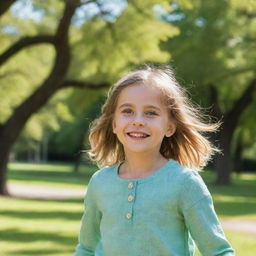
[
  {"xmin": 115, "ymin": 116, "xmax": 130, "ymax": 126},
  {"xmin": 120, "ymin": 115, "xmax": 132, "ymax": 122}
]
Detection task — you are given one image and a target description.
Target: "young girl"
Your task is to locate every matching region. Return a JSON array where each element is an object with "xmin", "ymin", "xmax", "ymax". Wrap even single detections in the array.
[{"xmin": 74, "ymin": 66, "xmax": 235, "ymax": 256}]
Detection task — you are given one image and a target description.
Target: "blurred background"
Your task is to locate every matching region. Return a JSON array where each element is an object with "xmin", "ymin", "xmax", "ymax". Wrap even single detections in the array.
[{"xmin": 0, "ymin": 0, "xmax": 255, "ymax": 255}]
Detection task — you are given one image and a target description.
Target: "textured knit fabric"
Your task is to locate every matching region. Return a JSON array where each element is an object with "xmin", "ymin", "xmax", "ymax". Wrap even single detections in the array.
[{"xmin": 74, "ymin": 159, "xmax": 235, "ymax": 256}]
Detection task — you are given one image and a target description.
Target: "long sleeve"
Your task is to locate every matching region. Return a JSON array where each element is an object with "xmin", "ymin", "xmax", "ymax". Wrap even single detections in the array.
[
  {"xmin": 180, "ymin": 171, "xmax": 235, "ymax": 256},
  {"xmin": 74, "ymin": 175, "xmax": 102, "ymax": 256}
]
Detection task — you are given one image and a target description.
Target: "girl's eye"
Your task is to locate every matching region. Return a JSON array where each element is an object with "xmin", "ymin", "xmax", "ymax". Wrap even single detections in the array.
[
  {"xmin": 121, "ymin": 109, "xmax": 133, "ymax": 114},
  {"xmin": 146, "ymin": 111, "xmax": 158, "ymax": 116}
]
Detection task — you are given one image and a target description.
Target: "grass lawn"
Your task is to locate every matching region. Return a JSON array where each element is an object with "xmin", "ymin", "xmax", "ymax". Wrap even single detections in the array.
[
  {"xmin": 0, "ymin": 196, "xmax": 83, "ymax": 256},
  {"xmin": 0, "ymin": 162, "xmax": 255, "ymax": 256},
  {"xmin": 202, "ymin": 171, "xmax": 256, "ymax": 220},
  {"xmin": 7, "ymin": 161, "xmax": 97, "ymax": 188}
]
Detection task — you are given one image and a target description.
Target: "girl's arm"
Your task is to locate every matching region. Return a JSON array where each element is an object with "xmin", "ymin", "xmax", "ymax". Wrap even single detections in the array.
[
  {"xmin": 180, "ymin": 171, "xmax": 235, "ymax": 256},
  {"xmin": 74, "ymin": 175, "xmax": 102, "ymax": 256}
]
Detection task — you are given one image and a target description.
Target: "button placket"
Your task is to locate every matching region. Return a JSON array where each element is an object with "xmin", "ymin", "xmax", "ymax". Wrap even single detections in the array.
[{"xmin": 125, "ymin": 181, "xmax": 136, "ymax": 220}]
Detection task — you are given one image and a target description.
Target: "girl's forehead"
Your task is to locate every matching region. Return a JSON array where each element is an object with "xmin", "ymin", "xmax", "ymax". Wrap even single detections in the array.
[
  {"xmin": 116, "ymin": 83, "xmax": 168, "ymax": 108},
  {"xmin": 115, "ymin": 85, "xmax": 170, "ymax": 112}
]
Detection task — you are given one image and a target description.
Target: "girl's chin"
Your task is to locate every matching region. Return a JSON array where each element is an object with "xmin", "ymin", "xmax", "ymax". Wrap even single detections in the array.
[{"xmin": 123, "ymin": 145, "xmax": 157, "ymax": 155}]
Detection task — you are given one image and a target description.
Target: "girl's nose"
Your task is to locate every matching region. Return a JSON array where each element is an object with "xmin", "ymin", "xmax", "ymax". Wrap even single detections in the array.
[{"xmin": 132, "ymin": 114, "xmax": 145, "ymax": 126}]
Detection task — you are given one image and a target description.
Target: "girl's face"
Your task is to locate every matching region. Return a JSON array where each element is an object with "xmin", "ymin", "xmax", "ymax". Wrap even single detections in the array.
[{"xmin": 112, "ymin": 84, "xmax": 175, "ymax": 156}]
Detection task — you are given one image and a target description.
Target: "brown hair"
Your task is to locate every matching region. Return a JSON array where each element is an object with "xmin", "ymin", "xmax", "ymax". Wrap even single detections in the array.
[{"xmin": 88, "ymin": 66, "xmax": 219, "ymax": 170}]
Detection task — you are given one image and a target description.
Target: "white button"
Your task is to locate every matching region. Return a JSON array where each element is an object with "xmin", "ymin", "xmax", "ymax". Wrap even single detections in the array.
[
  {"xmin": 128, "ymin": 195, "xmax": 134, "ymax": 202},
  {"xmin": 128, "ymin": 182, "xmax": 134, "ymax": 189},
  {"xmin": 126, "ymin": 213, "xmax": 132, "ymax": 219}
]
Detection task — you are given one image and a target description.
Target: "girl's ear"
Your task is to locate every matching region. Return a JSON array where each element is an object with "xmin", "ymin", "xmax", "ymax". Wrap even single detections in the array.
[
  {"xmin": 165, "ymin": 124, "xmax": 176, "ymax": 137},
  {"xmin": 112, "ymin": 119, "xmax": 117, "ymax": 134}
]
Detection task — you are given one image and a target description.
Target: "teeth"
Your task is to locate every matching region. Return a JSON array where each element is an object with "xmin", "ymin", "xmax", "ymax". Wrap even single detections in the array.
[{"xmin": 129, "ymin": 133, "xmax": 148, "ymax": 138}]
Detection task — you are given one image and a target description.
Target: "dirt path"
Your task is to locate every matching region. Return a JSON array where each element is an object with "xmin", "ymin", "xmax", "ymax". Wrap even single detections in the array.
[
  {"xmin": 220, "ymin": 219, "xmax": 256, "ymax": 236},
  {"xmin": 7, "ymin": 183, "xmax": 86, "ymax": 200},
  {"xmin": 6, "ymin": 183, "xmax": 256, "ymax": 236}
]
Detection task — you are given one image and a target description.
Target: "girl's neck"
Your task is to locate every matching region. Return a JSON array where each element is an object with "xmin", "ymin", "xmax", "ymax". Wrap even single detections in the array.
[{"xmin": 119, "ymin": 152, "xmax": 168, "ymax": 180}]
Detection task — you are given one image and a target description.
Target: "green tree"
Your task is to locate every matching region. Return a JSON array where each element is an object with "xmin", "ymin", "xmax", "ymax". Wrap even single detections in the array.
[
  {"xmin": 163, "ymin": 0, "xmax": 256, "ymax": 184},
  {"xmin": 0, "ymin": 0, "xmax": 182, "ymax": 195}
]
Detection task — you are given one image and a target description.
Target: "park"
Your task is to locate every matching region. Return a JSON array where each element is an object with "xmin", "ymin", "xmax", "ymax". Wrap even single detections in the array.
[{"xmin": 0, "ymin": 0, "xmax": 256, "ymax": 255}]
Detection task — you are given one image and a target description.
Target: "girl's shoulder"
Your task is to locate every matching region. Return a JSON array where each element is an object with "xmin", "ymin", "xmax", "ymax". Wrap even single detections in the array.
[
  {"xmin": 89, "ymin": 163, "xmax": 118, "ymax": 184},
  {"xmin": 178, "ymin": 167, "xmax": 211, "ymax": 204},
  {"xmin": 169, "ymin": 160, "xmax": 210, "ymax": 197},
  {"xmin": 169, "ymin": 160, "xmax": 201, "ymax": 183}
]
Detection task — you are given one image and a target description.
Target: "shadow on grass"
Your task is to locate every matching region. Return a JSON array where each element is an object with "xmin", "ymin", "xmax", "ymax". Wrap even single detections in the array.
[
  {"xmin": 0, "ymin": 228, "xmax": 76, "ymax": 244},
  {"xmin": 7, "ymin": 162, "xmax": 98, "ymax": 187},
  {"xmin": 0, "ymin": 197, "xmax": 84, "ymax": 220},
  {"xmin": 8, "ymin": 249, "xmax": 73, "ymax": 256},
  {"xmin": 201, "ymin": 172, "xmax": 256, "ymax": 217},
  {"xmin": 0, "ymin": 228, "xmax": 77, "ymax": 255},
  {"xmin": 0, "ymin": 209, "xmax": 82, "ymax": 220},
  {"xmin": 0, "ymin": 196, "xmax": 82, "ymax": 255},
  {"xmin": 19, "ymin": 197, "xmax": 85, "ymax": 204},
  {"xmin": 208, "ymin": 183, "xmax": 256, "ymax": 199},
  {"xmin": 214, "ymin": 201, "xmax": 256, "ymax": 217},
  {"xmin": 0, "ymin": 196, "xmax": 84, "ymax": 204},
  {"xmin": 8, "ymin": 169, "xmax": 95, "ymax": 186}
]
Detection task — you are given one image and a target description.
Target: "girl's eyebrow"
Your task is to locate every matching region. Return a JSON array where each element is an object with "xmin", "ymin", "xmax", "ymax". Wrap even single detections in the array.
[
  {"xmin": 118, "ymin": 103, "xmax": 133, "ymax": 109},
  {"xmin": 118, "ymin": 103, "xmax": 161, "ymax": 111}
]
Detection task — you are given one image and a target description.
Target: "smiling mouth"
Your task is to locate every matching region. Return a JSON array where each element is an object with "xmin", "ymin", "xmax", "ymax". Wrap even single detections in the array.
[{"xmin": 127, "ymin": 132, "xmax": 150, "ymax": 138}]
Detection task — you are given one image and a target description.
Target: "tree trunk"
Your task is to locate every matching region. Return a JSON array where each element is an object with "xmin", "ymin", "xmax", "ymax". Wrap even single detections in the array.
[
  {"xmin": 233, "ymin": 140, "xmax": 243, "ymax": 174},
  {"xmin": 209, "ymin": 80, "xmax": 256, "ymax": 185},
  {"xmin": 215, "ymin": 123, "xmax": 234, "ymax": 185},
  {"xmin": 0, "ymin": 0, "xmax": 80, "ymax": 196},
  {"xmin": 0, "ymin": 142, "xmax": 11, "ymax": 195},
  {"xmin": 73, "ymin": 131, "xmax": 87, "ymax": 173},
  {"xmin": 42, "ymin": 135, "xmax": 49, "ymax": 162}
]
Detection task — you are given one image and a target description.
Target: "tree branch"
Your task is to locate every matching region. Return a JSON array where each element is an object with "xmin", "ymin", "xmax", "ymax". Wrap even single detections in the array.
[
  {"xmin": 0, "ymin": 35, "xmax": 55, "ymax": 66},
  {"xmin": 0, "ymin": 0, "xmax": 17, "ymax": 17},
  {"xmin": 61, "ymin": 79, "xmax": 110, "ymax": 89},
  {"xmin": 225, "ymin": 78, "xmax": 256, "ymax": 127},
  {"xmin": 213, "ymin": 65, "xmax": 256, "ymax": 83},
  {"xmin": 55, "ymin": 0, "xmax": 81, "ymax": 42},
  {"xmin": 208, "ymin": 83, "xmax": 222, "ymax": 119},
  {"xmin": 0, "ymin": 1, "xmax": 81, "ymax": 66}
]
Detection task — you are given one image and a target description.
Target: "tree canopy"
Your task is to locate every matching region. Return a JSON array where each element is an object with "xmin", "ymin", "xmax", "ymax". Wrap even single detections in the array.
[
  {"xmin": 0, "ymin": 0, "xmax": 188, "ymax": 195},
  {"xmin": 162, "ymin": 0, "xmax": 256, "ymax": 183}
]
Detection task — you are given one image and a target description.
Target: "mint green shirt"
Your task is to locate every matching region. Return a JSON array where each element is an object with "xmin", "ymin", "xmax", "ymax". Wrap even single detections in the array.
[{"xmin": 74, "ymin": 160, "xmax": 235, "ymax": 256}]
